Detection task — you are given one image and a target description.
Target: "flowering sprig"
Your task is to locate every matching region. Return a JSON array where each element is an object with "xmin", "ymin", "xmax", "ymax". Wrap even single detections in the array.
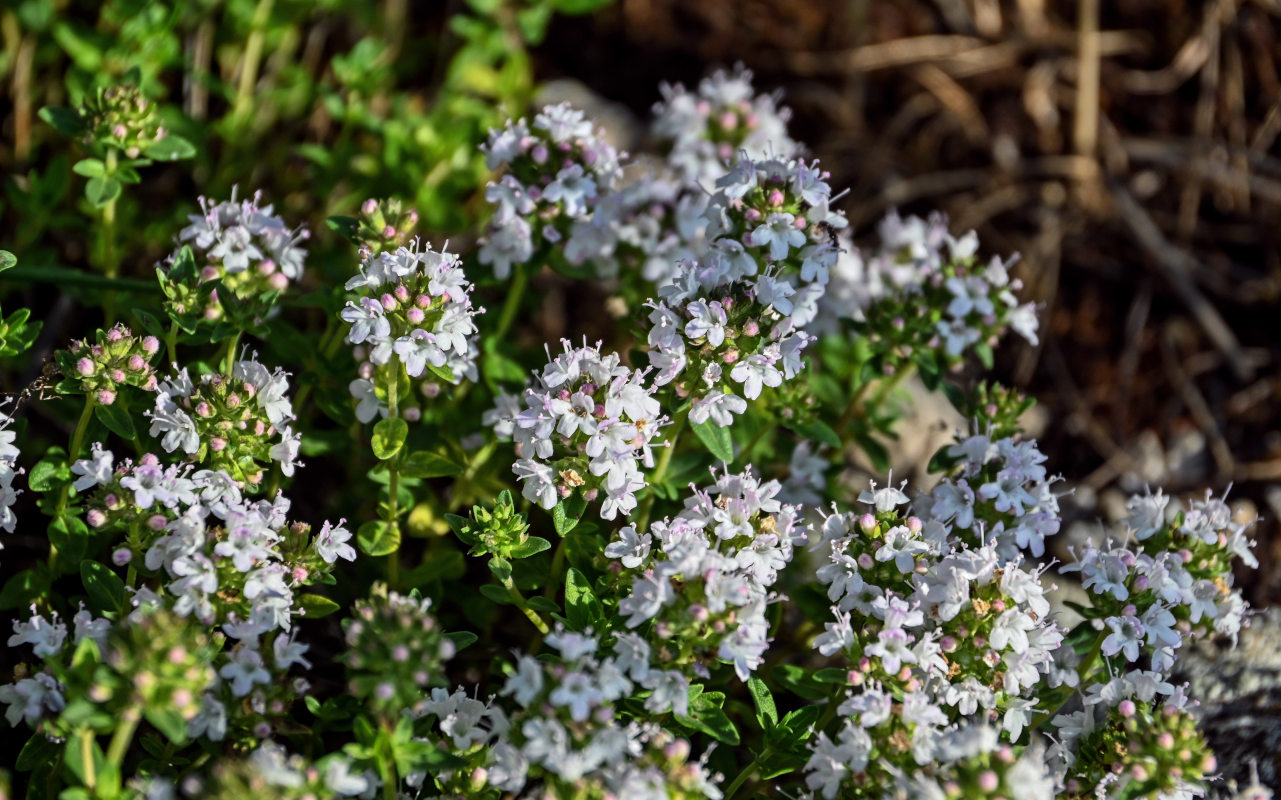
[
  {"xmin": 158, "ymin": 189, "xmax": 309, "ymax": 335},
  {"xmin": 488, "ymin": 340, "xmax": 665, "ymax": 521},
  {"xmin": 419, "ymin": 629, "xmax": 722, "ymax": 798},
  {"xmin": 341, "ymin": 584, "xmax": 455, "ymax": 716},
  {"xmin": 652, "ymin": 64, "xmax": 798, "ymax": 185},
  {"xmin": 145, "ymin": 356, "xmax": 300, "ymax": 488},
  {"xmin": 606, "ymin": 467, "xmax": 803, "ymax": 681},
  {"xmin": 646, "ymin": 259, "xmax": 815, "ymax": 427},
  {"xmin": 0, "ymin": 404, "xmax": 22, "ymax": 536},
  {"xmin": 341, "ymin": 239, "xmax": 482, "ymax": 393},
  {"xmin": 55, "ymin": 323, "xmax": 160, "ymax": 405},
  {"xmin": 478, "ymin": 103, "xmax": 626, "ymax": 280}
]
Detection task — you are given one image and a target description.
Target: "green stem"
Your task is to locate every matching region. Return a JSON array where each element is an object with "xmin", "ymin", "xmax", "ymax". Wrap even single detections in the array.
[
  {"xmin": 79, "ymin": 728, "xmax": 96, "ymax": 790},
  {"xmin": 101, "ymin": 149, "xmax": 120, "ymax": 324},
  {"xmin": 222, "ymin": 330, "xmax": 242, "ymax": 375},
  {"xmin": 55, "ymin": 395, "xmax": 98, "ymax": 517},
  {"xmin": 636, "ymin": 406, "xmax": 687, "ymax": 532},
  {"xmin": 502, "ymin": 574, "xmax": 551, "ymax": 635},
  {"xmin": 493, "ymin": 262, "xmax": 527, "ymax": 342},
  {"xmin": 385, "ymin": 368, "xmax": 401, "ymax": 588},
  {"xmin": 377, "ymin": 719, "xmax": 398, "ymax": 800},
  {"xmin": 166, "ymin": 320, "xmax": 180, "ymax": 366},
  {"xmin": 233, "ymin": 0, "xmax": 275, "ymax": 127},
  {"xmin": 544, "ymin": 535, "xmax": 568, "ymax": 601},
  {"xmin": 106, "ymin": 705, "xmax": 140, "ymax": 765},
  {"xmin": 723, "ymin": 760, "xmax": 759, "ymax": 799}
]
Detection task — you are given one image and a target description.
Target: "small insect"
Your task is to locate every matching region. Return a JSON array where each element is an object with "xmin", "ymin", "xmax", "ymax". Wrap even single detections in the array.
[
  {"xmin": 1, "ymin": 356, "xmax": 63, "ymax": 411},
  {"xmin": 816, "ymin": 221, "xmax": 842, "ymax": 250}
]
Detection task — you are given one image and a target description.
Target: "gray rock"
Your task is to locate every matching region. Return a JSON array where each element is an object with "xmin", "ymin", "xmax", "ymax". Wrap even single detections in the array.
[{"xmin": 1173, "ymin": 606, "xmax": 1281, "ymax": 796}]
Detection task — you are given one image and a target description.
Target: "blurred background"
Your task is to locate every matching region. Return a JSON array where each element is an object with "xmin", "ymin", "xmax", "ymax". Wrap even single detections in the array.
[{"xmin": 2, "ymin": 0, "xmax": 1280, "ymax": 603}]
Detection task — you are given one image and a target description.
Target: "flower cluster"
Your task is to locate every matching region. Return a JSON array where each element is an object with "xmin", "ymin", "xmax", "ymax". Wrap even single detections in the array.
[
  {"xmin": 0, "ymin": 405, "xmax": 20, "ymax": 535},
  {"xmin": 819, "ymin": 210, "xmax": 1039, "ymax": 370},
  {"xmin": 56, "ymin": 323, "xmax": 160, "ymax": 404},
  {"xmin": 176, "ymin": 742, "xmax": 371, "ymax": 800},
  {"xmin": 61, "ymin": 447, "xmax": 353, "ymax": 741},
  {"xmin": 341, "ymin": 584, "xmax": 454, "ymax": 715},
  {"xmin": 489, "ymin": 340, "xmax": 664, "ymax": 520},
  {"xmin": 607, "ymin": 468, "xmax": 802, "ymax": 680},
  {"xmin": 160, "ymin": 189, "xmax": 309, "ymax": 329},
  {"xmin": 478, "ymin": 103, "xmax": 626, "ymax": 279},
  {"xmin": 79, "ymin": 83, "xmax": 167, "ymax": 158},
  {"xmin": 419, "ymin": 629, "xmax": 721, "ymax": 798},
  {"xmin": 1062, "ymin": 489, "xmax": 1255, "ymax": 671},
  {"xmin": 647, "ymin": 259, "xmax": 815, "ymax": 427},
  {"xmin": 800, "ymin": 477, "xmax": 1066, "ymax": 795},
  {"xmin": 341, "ymin": 239, "xmax": 482, "ymax": 402},
  {"xmin": 652, "ymin": 64, "xmax": 797, "ymax": 185},
  {"xmin": 918, "ymin": 429, "xmax": 1062, "ymax": 561},
  {"xmin": 146, "ymin": 357, "xmax": 299, "ymax": 486}
]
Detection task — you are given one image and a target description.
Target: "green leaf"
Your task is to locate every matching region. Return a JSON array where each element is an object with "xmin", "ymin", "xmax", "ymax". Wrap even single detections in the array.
[
  {"xmin": 783, "ymin": 418, "xmax": 842, "ymax": 449},
  {"xmin": 298, "ymin": 594, "xmax": 342, "ymax": 618},
  {"xmin": 326, "ymin": 215, "xmax": 360, "ymax": 244},
  {"xmin": 144, "ymin": 706, "xmax": 188, "ymax": 744},
  {"xmin": 747, "ymin": 676, "xmax": 778, "ymax": 728},
  {"xmin": 425, "ymin": 361, "xmax": 455, "ymax": 383},
  {"xmin": 0, "ymin": 250, "xmax": 15, "ymax": 273},
  {"xmin": 926, "ymin": 444, "xmax": 961, "ymax": 474},
  {"xmin": 444, "ymin": 630, "xmax": 479, "ymax": 652},
  {"xmin": 72, "ymin": 159, "xmax": 105, "ymax": 178},
  {"xmin": 552, "ymin": 494, "xmax": 587, "ymax": 536},
  {"xmin": 28, "ymin": 456, "xmax": 69, "ymax": 492},
  {"xmin": 770, "ymin": 664, "xmax": 829, "ymax": 701},
  {"xmin": 564, "ymin": 568, "xmax": 602, "ymax": 631},
  {"xmin": 852, "ymin": 430, "xmax": 891, "ymax": 472},
  {"xmin": 94, "ymin": 401, "xmax": 136, "ymax": 440},
  {"xmin": 357, "ymin": 520, "xmax": 401, "ymax": 557},
  {"xmin": 690, "ymin": 418, "xmax": 734, "ymax": 463},
  {"xmin": 48, "ymin": 515, "xmax": 88, "ymax": 572},
  {"xmin": 507, "ymin": 536, "xmax": 551, "ymax": 559},
  {"xmin": 371, "ymin": 417, "xmax": 409, "ymax": 460},
  {"xmin": 0, "ymin": 568, "xmax": 49, "ymax": 609},
  {"xmin": 974, "ymin": 341, "xmax": 995, "ymax": 370},
  {"xmin": 16, "ymin": 732, "xmax": 61, "ymax": 771},
  {"xmin": 143, "ymin": 135, "xmax": 196, "ymax": 161},
  {"xmin": 524, "ymin": 596, "xmax": 560, "ymax": 613},
  {"xmin": 401, "ymin": 451, "xmax": 461, "ymax": 478},
  {"xmin": 39, "ymin": 106, "xmax": 84, "ymax": 137},
  {"xmin": 84, "ymin": 176, "xmax": 122, "ymax": 208},
  {"xmin": 80, "ymin": 561, "xmax": 124, "ymax": 615},
  {"xmin": 478, "ymin": 583, "xmax": 512, "ymax": 605},
  {"xmin": 676, "ymin": 703, "xmax": 740, "ymax": 745}
]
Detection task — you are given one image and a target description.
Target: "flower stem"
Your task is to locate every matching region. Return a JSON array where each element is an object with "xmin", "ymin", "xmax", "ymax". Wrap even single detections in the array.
[
  {"xmin": 79, "ymin": 728, "xmax": 96, "ymax": 790},
  {"xmin": 502, "ymin": 574, "xmax": 550, "ymax": 635},
  {"xmin": 493, "ymin": 262, "xmax": 527, "ymax": 343},
  {"xmin": 166, "ymin": 320, "xmax": 180, "ymax": 366},
  {"xmin": 222, "ymin": 330, "xmax": 242, "ymax": 375},
  {"xmin": 1033, "ymin": 628, "xmax": 1106, "ymax": 730},
  {"xmin": 106, "ymin": 705, "xmax": 140, "ymax": 765},
  {"xmin": 385, "ymin": 368, "xmax": 401, "ymax": 588},
  {"xmin": 101, "ymin": 149, "xmax": 121, "ymax": 325},
  {"xmin": 55, "ymin": 395, "xmax": 98, "ymax": 514},
  {"xmin": 723, "ymin": 760, "xmax": 759, "ymax": 799}
]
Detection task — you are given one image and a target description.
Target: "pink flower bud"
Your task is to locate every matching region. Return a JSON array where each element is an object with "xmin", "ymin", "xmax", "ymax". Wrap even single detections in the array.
[
  {"xmin": 380, "ymin": 293, "xmax": 397, "ymax": 311},
  {"xmin": 112, "ymin": 547, "xmax": 132, "ymax": 565},
  {"xmin": 210, "ymin": 437, "xmax": 227, "ymax": 452},
  {"xmin": 97, "ymin": 389, "xmax": 116, "ymax": 405},
  {"xmin": 383, "ymin": 226, "xmax": 396, "ymax": 238},
  {"xmin": 407, "ymin": 308, "xmax": 425, "ymax": 324},
  {"xmin": 88, "ymin": 509, "xmax": 108, "ymax": 528},
  {"xmin": 859, "ymin": 513, "xmax": 877, "ymax": 532},
  {"xmin": 743, "ymin": 320, "xmax": 760, "ymax": 337},
  {"xmin": 141, "ymin": 336, "xmax": 160, "ymax": 354},
  {"xmin": 362, "ymin": 199, "xmax": 378, "ymax": 215},
  {"xmin": 128, "ymin": 355, "xmax": 146, "ymax": 371},
  {"xmin": 268, "ymin": 273, "xmax": 288, "ymax": 291},
  {"xmin": 1119, "ymin": 700, "xmax": 1136, "ymax": 717},
  {"xmin": 978, "ymin": 771, "xmax": 999, "ymax": 792},
  {"xmin": 76, "ymin": 357, "xmax": 95, "ymax": 376},
  {"xmin": 768, "ymin": 189, "xmax": 785, "ymax": 207},
  {"xmin": 719, "ymin": 111, "xmax": 738, "ymax": 130},
  {"xmin": 148, "ymin": 514, "xmax": 167, "ymax": 531},
  {"xmin": 111, "ymin": 369, "xmax": 126, "ymax": 383}
]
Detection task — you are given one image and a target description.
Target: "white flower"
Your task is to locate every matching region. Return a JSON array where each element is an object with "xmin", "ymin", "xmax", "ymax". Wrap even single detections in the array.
[
  {"xmin": 314, "ymin": 520, "xmax": 356, "ymax": 564},
  {"xmin": 71, "ymin": 443, "xmax": 114, "ymax": 491},
  {"xmin": 642, "ymin": 669, "xmax": 691, "ymax": 718},
  {"xmin": 729, "ymin": 353, "xmax": 782, "ymax": 399},
  {"xmin": 751, "ymin": 212, "xmax": 806, "ymax": 260},
  {"xmin": 148, "ymin": 400, "xmax": 200, "ymax": 455},
  {"xmin": 1101, "ymin": 614, "xmax": 1146, "ymax": 662},
  {"xmin": 348, "ymin": 379, "xmax": 386, "ymax": 423},
  {"xmin": 684, "ymin": 299, "xmax": 728, "ymax": 346},
  {"xmin": 689, "ymin": 391, "xmax": 747, "ymax": 427},
  {"xmin": 393, "ymin": 330, "xmax": 447, "ymax": 377},
  {"xmin": 543, "ymin": 164, "xmax": 597, "ymax": 217},
  {"xmin": 219, "ymin": 647, "xmax": 270, "ymax": 696},
  {"xmin": 340, "ymin": 298, "xmax": 390, "ymax": 344},
  {"xmin": 605, "ymin": 526, "xmax": 652, "ymax": 568}
]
